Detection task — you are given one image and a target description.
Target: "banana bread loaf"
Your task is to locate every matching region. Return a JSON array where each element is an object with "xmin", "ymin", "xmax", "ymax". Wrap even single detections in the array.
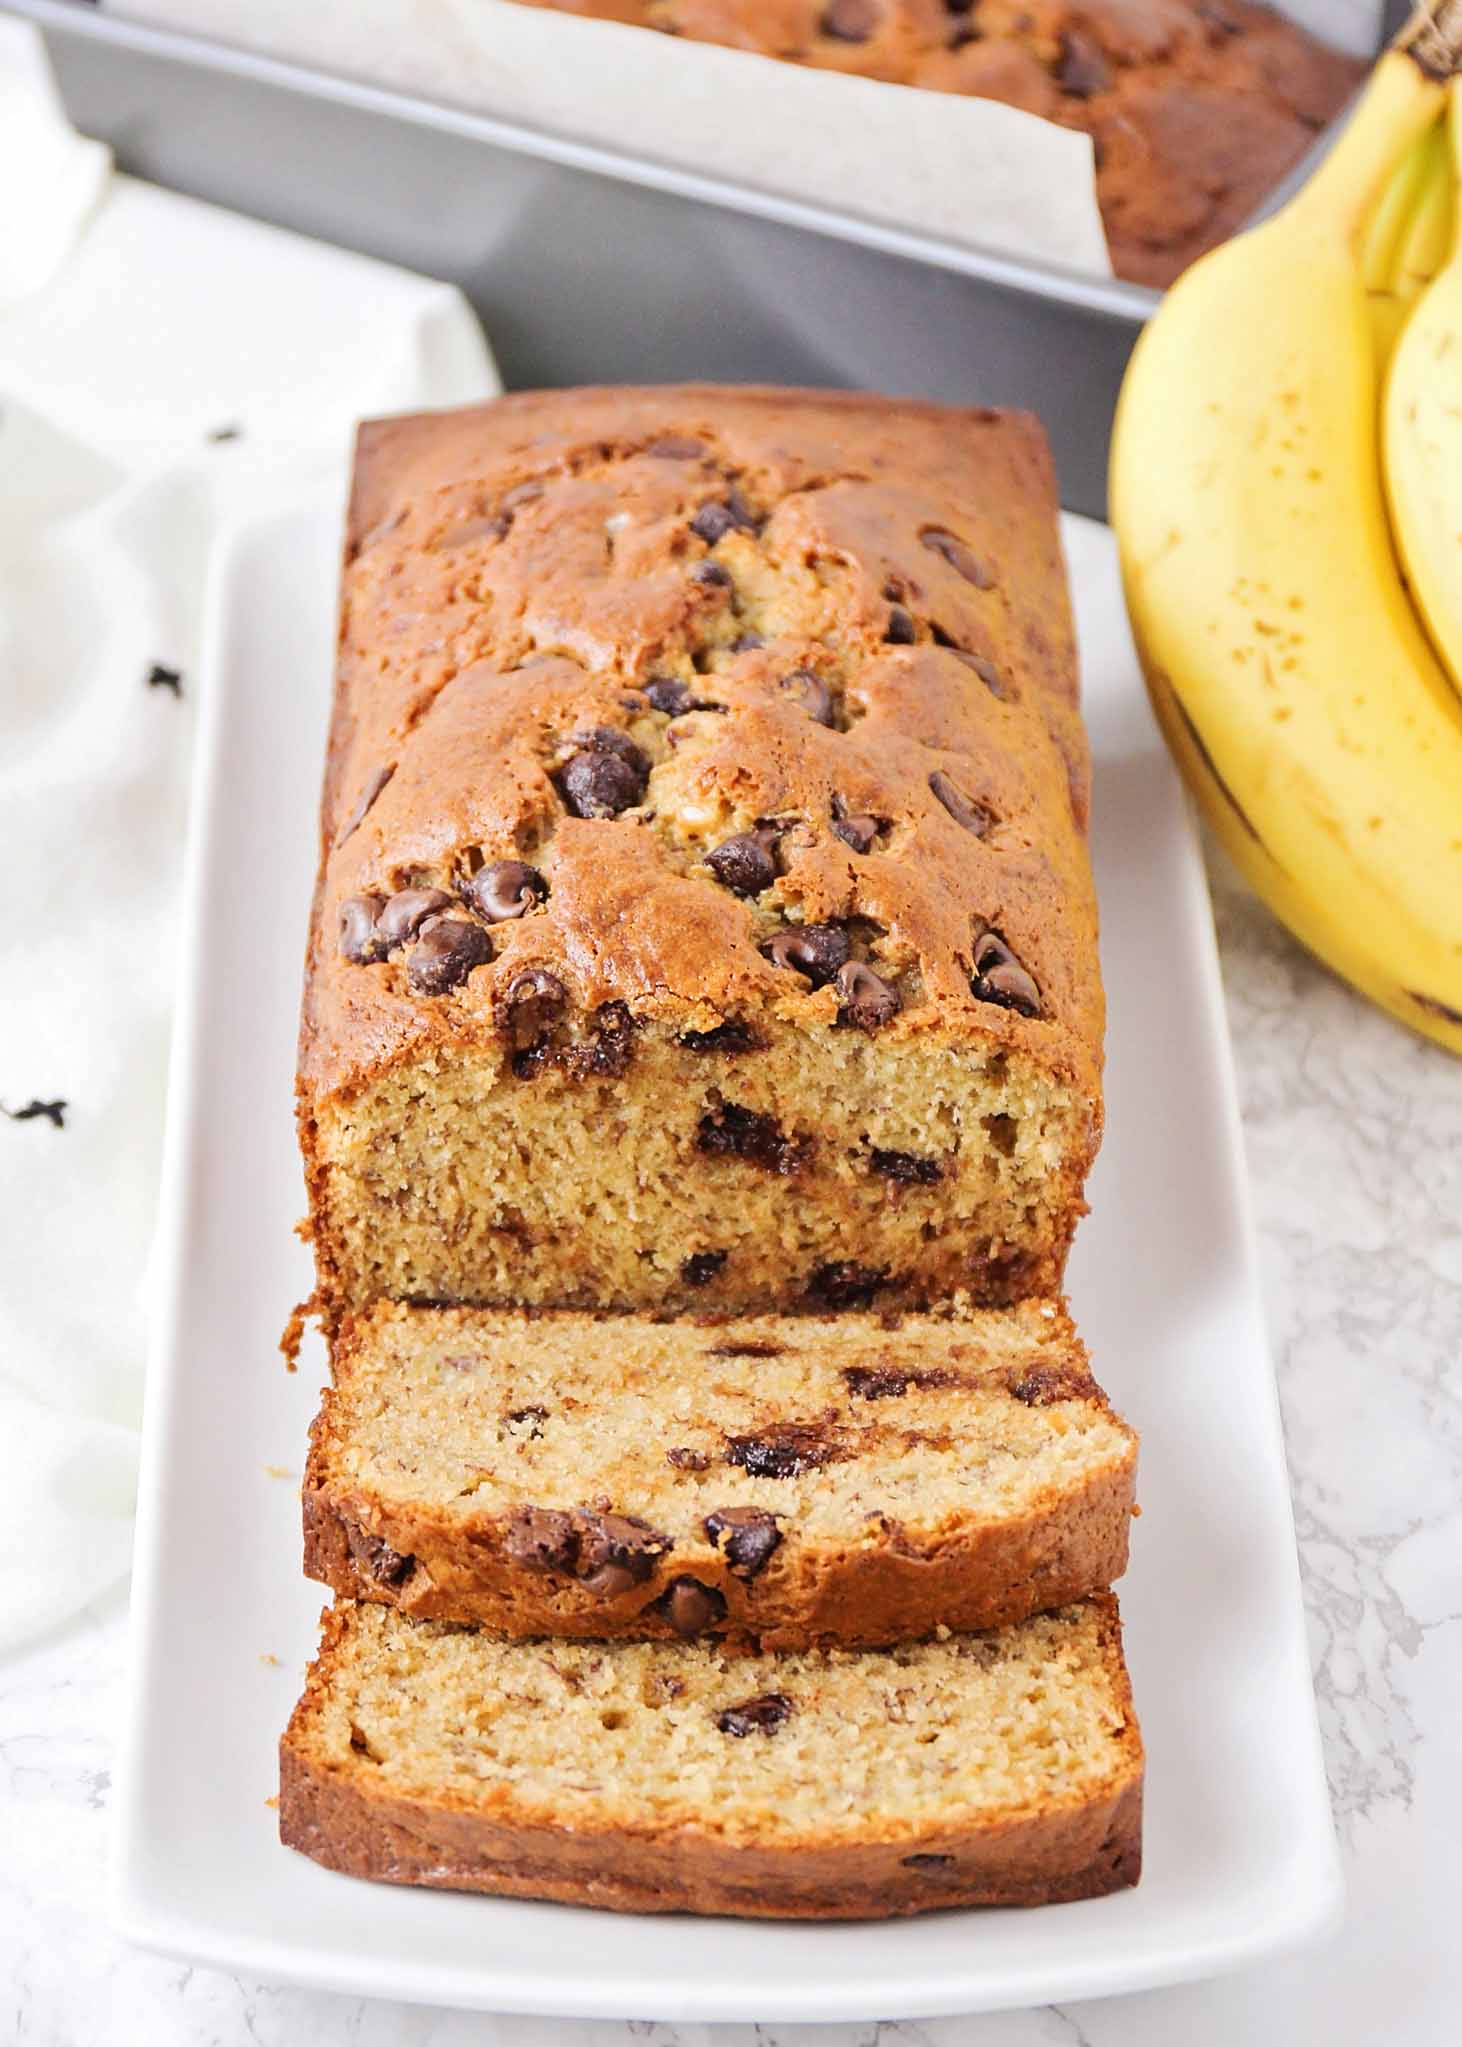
[
  {"xmin": 507, "ymin": 2, "xmax": 1361, "ymax": 287},
  {"xmin": 298, "ymin": 387, "xmax": 1104, "ymax": 1329},
  {"xmin": 280, "ymin": 1594, "xmax": 1143, "ymax": 1917},
  {"xmin": 304, "ymin": 1298, "xmax": 1137, "ymax": 1647}
]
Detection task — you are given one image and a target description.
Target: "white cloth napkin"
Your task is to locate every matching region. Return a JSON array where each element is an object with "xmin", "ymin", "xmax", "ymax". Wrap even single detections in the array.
[{"xmin": 0, "ymin": 19, "xmax": 498, "ymax": 1653}]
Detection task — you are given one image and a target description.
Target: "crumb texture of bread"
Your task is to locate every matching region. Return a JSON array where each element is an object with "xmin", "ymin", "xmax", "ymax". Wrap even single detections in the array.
[
  {"xmin": 299, "ymin": 387, "xmax": 1104, "ymax": 1327},
  {"xmin": 278, "ymin": 1595, "xmax": 1143, "ymax": 1918},
  {"xmin": 504, "ymin": 1, "xmax": 1362, "ymax": 286},
  {"xmin": 304, "ymin": 1300, "xmax": 1137, "ymax": 1645}
]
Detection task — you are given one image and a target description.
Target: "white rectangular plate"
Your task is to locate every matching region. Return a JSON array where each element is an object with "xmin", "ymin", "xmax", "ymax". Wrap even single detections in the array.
[{"xmin": 112, "ymin": 500, "xmax": 1340, "ymax": 2021}]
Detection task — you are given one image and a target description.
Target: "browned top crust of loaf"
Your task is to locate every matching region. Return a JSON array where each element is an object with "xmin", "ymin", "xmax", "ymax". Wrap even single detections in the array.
[
  {"xmin": 298, "ymin": 386, "xmax": 1103, "ymax": 1120},
  {"xmin": 506, "ymin": 0, "xmax": 1362, "ymax": 287}
]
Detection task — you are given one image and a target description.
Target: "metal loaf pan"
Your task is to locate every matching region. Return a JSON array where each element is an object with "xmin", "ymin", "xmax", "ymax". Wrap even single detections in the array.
[{"xmin": 9, "ymin": 0, "xmax": 1394, "ymax": 515}]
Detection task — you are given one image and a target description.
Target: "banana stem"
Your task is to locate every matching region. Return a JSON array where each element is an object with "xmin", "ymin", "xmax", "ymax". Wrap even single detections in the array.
[
  {"xmin": 1292, "ymin": 53, "xmax": 1446, "ymax": 242},
  {"xmin": 1399, "ymin": 0, "xmax": 1462, "ymax": 79}
]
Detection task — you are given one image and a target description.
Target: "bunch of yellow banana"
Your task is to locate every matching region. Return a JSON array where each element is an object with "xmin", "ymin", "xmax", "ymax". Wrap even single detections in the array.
[{"xmin": 1110, "ymin": 3, "xmax": 1462, "ymax": 1057}]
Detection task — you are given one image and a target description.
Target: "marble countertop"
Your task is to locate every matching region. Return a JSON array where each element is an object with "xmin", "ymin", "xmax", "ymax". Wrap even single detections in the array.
[{"xmin": 3, "ymin": 845, "xmax": 1458, "ymax": 2047}]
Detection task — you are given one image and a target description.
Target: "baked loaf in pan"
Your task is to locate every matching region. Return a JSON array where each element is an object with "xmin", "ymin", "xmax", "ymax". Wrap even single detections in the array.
[
  {"xmin": 303, "ymin": 1299, "xmax": 1137, "ymax": 1648},
  {"xmin": 299, "ymin": 387, "xmax": 1104, "ymax": 1329},
  {"xmin": 508, "ymin": 0, "xmax": 1362, "ymax": 287},
  {"xmin": 279, "ymin": 1594, "xmax": 1143, "ymax": 1918}
]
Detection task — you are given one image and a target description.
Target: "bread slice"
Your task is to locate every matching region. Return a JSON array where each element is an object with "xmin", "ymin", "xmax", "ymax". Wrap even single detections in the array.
[
  {"xmin": 304, "ymin": 1299, "xmax": 1137, "ymax": 1649},
  {"xmin": 280, "ymin": 1595, "xmax": 1143, "ymax": 1919}
]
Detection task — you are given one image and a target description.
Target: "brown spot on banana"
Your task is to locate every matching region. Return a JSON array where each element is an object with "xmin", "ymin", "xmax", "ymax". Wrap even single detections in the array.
[{"xmin": 1150, "ymin": 669, "xmax": 1272, "ymax": 856}]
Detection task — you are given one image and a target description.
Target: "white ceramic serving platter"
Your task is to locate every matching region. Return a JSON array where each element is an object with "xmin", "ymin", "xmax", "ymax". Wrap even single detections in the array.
[{"xmin": 111, "ymin": 499, "xmax": 1341, "ymax": 2021}]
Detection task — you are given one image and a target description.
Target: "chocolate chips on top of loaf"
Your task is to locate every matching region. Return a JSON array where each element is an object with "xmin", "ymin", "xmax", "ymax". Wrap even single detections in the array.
[
  {"xmin": 972, "ymin": 929, "xmax": 1042, "ymax": 1019},
  {"xmin": 554, "ymin": 727, "xmax": 650, "ymax": 818},
  {"xmin": 921, "ymin": 526, "xmax": 995, "ymax": 589},
  {"xmin": 929, "ymin": 770, "xmax": 993, "ymax": 838},
  {"xmin": 691, "ymin": 488, "xmax": 759, "ymax": 545},
  {"xmin": 706, "ymin": 827, "xmax": 780, "ymax": 897},
  {"xmin": 461, "ymin": 859, "xmax": 546, "ymax": 922},
  {"xmin": 338, "ymin": 887, "xmax": 494, "ymax": 996},
  {"xmin": 406, "ymin": 916, "xmax": 494, "ymax": 997},
  {"xmin": 760, "ymin": 922, "xmax": 850, "ymax": 987},
  {"xmin": 835, "ymin": 961, "xmax": 900, "ymax": 1033}
]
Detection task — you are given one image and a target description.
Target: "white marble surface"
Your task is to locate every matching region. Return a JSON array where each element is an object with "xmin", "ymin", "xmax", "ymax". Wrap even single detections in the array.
[{"xmin": 3, "ymin": 844, "xmax": 1459, "ymax": 2046}]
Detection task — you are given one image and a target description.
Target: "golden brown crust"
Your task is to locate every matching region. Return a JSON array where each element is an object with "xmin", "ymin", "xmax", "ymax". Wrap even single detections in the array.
[
  {"xmin": 508, "ymin": 0, "xmax": 1362, "ymax": 286},
  {"xmin": 278, "ymin": 1598, "xmax": 1144, "ymax": 1918},
  {"xmin": 300, "ymin": 1304, "xmax": 1137, "ymax": 1648}
]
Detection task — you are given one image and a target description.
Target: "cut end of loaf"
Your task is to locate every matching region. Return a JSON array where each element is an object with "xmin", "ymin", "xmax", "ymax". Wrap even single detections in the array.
[{"xmin": 279, "ymin": 1596, "xmax": 1143, "ymax": 1918}]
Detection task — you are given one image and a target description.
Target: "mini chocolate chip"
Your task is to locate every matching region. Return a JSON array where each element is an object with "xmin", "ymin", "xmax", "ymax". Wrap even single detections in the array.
[
  {"xmin": 345, "ymin": 1525, "xmax": 414, "ymax": 1588},
  {"xmin": 1056, "ymin": 28, "xmax": 1109, "ymax": 96},
  {"xmin": 577, "ymin": 1511, "xmax": 670, "ymax": 1582},
  {"xmin": 679, "ymin": 1019, "xmax": 761, "ymax": 1055},
  {"xmin": 869, "ymin": 1147, "xmax": 942, "ymax": 1184},
  {"xmin": 717, "ymin": 1693, "xmax": 792, "ymax": 1737},
  {"xmin": 731, "ymin": 632, "xmax": 766, "ymax": 652},
  {"xmin": 842, "ymin": 1365, "xmax": 913, "ymax": 1400},
  {"xmin": 921, "ymin": 527, "xmax": 995, "ymax": 588},
  {"xmin": 781, "ymin": 667, "xmax": 836, "ymax": 726},
  {"xmin": 836, "ymin": 960, "xmax": 900, "ymax": 1032},
  {"xmin": 336, "ymin": 763, "xmax": 395, "ymax": 846},
  {"xmin": 691, "ymin": 490, "xmax": 757, "ymax": 544},
  {"xmin": 902, "ymin": 1853, "xmax": 955, "ymax": 1871},
  {"xmin": 1010, "ymin": 1363, "xmax": 1097, "ymax": 1406},
  {"xmin": 579, "ymin": 1000, "xmax": 636, "ymax": 1079},
  {"xmin": 884, "ymin": 603, "xmax": 917, "ymax": 644},
  {"xmin": 830, "ymin": 801, "xmax": 880, "ymax": 853},
  {"xmin": 339, "ymin": 893, "xmax": 386, "ymax": 964},
  {"xmin": 806, "ymin": 1261, "xmax": 886, "ymax": 1309},
  {"xmin": 690, "ymin": 560, "xmax": 732, "ymax": 589},
  {"xmin": 929, "ymin": 769, "xmax": 994, "ymax": 837},
  {"xmin": 725, "ymin": 1423, "xmax": 846, "ymax": 1479},
  {"xmin": 659, "ymin": 1577, "xmax": 727, "ymax": 1638},
  {"xmin": 682, "ymin": 1249, "xmax": 728, "ymax": 1287},
  {"xmin": 760, "ymin": 922, "xmax": 850, "ymax": 987},
  {"xmin": 556, "ymin": 729, "xmax": 650, "ymax": 818},
  {"xmin": 646, "ymin": 436, "xmax": 707, "ymax": 459},
  {"xmin": 696, "ymin": 1103, "xmax": 810, "ymax": 1175},
  {"xmin": 644, "ymin": 675, "xmax": 692, "ymax": 715},
  {"xmin": 376, "ymin": 887, "xmax": 455, "ymax": 950},
  {"xmin": 667, "ymin": 1446, "xmax": 713, "ymax": 1472},
  {"xmin": 503, "ymin": 1506, "xmax": 579, "ymax": 1576},
  {"xmin": 972, "ymin": 930, "xmax": 1041, "ymax": 1018},
  {"xmin": 461, "ymin": 859, "xmax": 546, "ymax": 922},
  {"xmin": 505, "ymin": 1404, "xmax": 549, "ymax": 1435},
  {"xmin": 706, "ymin": 827, "xmax": 779, "ymax": 897},
  {"xmin": 406, "ymin": 917, "xmax": 492, "ymax": 995},
  {"xmin": 821, "ymin": 0, "xmax": 877, "ymax": 41},
  {"xmin": 704, "ymin": 1507, "xmax": 783, "ymax": 1579},
  {"xmin": 504, "ymin": 967, "xmax": 568, "ymax": 1051},
  {"xmin": 951, "ymin": 649, "xmax": 1012, "ymax": 699}
]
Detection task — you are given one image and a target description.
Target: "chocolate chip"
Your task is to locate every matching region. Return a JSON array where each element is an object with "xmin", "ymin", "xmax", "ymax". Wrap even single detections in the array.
[
  {"xmin": 696, "ymin": 1103, "xmax": 810, "ymax": 1175},
  {"xmin": 406, "ymin": 917, "xmax": 493, "ymax": 995},
  {"xmin": 500, "ymin": 479, "xmax": 545, "ymax": 516},
  {"xmin": 731, "ymin": 632, "xmax": 766, "ymax": 652},
  {"xmin": 724, "ymin": 1423, "xmax": 846, "ymax": 1479},
  {"xmin": 842, "ymin": 1365, "xmax": 913, "ymax": 1400},
  {"xmin": 338, "ymin": 893, "xmax": 386, "ymax": 964},
  {"xmin": 869, "ymin": 1147, "xmax": 941, "ymax": 1184},
  {"xmin": 644, "ymin": 675, "xmax": 693, "ymax": 715},
  {"xmin": 760, "ymin": 922, "xmax": 850, "ymax": 987},
  {"xmin": 1009, "ymin": 1363, "xmax": 1097, "ymax": 1406},
  {"xmin": 690, "ymin": 560, "xmax": 732, "ymax": 590},
  {"xmin": 706, "ymin": 827, "xmax": 779, "ymax": 897},
  {"xmin": 504, "ymin": 967, "xmax": 568, "ymax": 1051},
  {"xmin": 682, "ymin": 1250, "xmax": 728, "ymax": 1287},
  {"xmin": 929, "ymin": 770, "xmax": 993, "ymax": 837},
  {"xmin": 504, "ymin": 1404, "xmax": 549, "ymax": 1436},
  {"xmin": 717, "ymin": 1693, "xmax": 792, "ymax": 1737},
  {"xmin": 576, "ymin": 1511, "xmax": 670, "ymax": 1590},
  {"xmin": 708, "ymin": 1340, "xmax": 785, "ymax": 1358},
  {"xmin": 581, "ymin": 1000, "xmax": 636, "ymax": 1078},
  {"xmin": 691, "ymin": 490, "xmax": 757, "ymax": 545},
  {"xmin": 821, "ymin": 0, "xmax": 877, "ymax": 42},
  {"xmin": 972, "ymin": 930, "xmax": 1041, "ymax": 1018},
  {"xmin": 951, "ymin": 649, "xmax": 1012, "ymax": 700},
  {"xmin": 704, "ymin": 1507, "xmax": 783, "ymax": 1579},
  {"xmin": 555, "ymin": 729, "xmax": 650, "ymax": 818},
  {"xmin": 336, "ymin": 763, "xmax": 395, "ymax": 846},
  {"xmin": 646, "ymin": 436, "xmax": 707, "ymax": 459},
  {"xmin": 658, "ymin": 1577, "xmax": 727, "ymax": 1638},
  {"xmin": 667, "ymin": 1446, "xmax": 713, "ymax": 1472},
  {"xmin": 884, "ymin": 603, "xmax": 917, "ymax": 644},
  {"xmin": 921, "ymin": 527, "xmax": 995, "ymax": 588},
  {"xmin": 806, "ymin": 1261, "xmax": 886, "ymax": 1309},
  {"xmin": 781, "ymin": 667, "xmax": 836, "ymax": 726},
  {"xmin": 1055, "ymin": 28, "xmax": 1109, "ymax": 96},
  {"xmin": 503, "ymin": 1506, "xmax": 579, "ymax": 1576},
  {"xmin": 902, "ymin": 1853, "xmax": 955, "ymax": 1871},
  {"xmin": 461, "ymin": 859, "xmax": 546, "ymax": 922},
  {"xmin": 376, "ymin": 887, "xmax": 455, "ymax": 950},
  {"xmin": 835, "ymin": 960, "xmax": 900, "ymax": 1032},
  {"xmin": 830, "ymin": 799, "xmax": 880, "ymax": 853},
  {"xmin": 345, "ymin": 1524, "xmax": 414, "ymax": 1587},
  {"xmin": 679, "ymin": 1019, "xmax": 761, "ymax": 1054}
]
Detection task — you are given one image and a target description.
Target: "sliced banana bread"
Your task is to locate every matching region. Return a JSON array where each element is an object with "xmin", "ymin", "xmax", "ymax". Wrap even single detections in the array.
[
  {"xmin": 303, "ymin": 1299, "xmax": 1136, "ymax": 1649},
  {"xmin": 280, "ymin": 1594, "xmax": 1143, "ymax": 1918}
]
